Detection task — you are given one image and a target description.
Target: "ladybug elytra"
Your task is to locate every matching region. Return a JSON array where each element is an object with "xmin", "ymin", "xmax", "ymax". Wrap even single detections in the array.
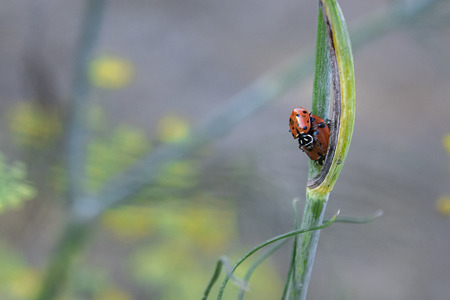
[
  {"xmin": 289, "ymin": 107, "xmax": 330, "ymax": 165},
  {"xmin": 289, "ymin": 107, "xmax": 311, "ymax": 138}
]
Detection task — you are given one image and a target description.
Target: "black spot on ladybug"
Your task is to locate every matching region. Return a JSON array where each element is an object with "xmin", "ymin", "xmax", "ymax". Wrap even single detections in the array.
[
  {"xmin": 302, "ymin": 126, "xmax": 308, "ymax": 130},
  {"xmin": 313, "ymin": 131, "xmax": 319, "ymax": 136},
  {"xmin": 296, "ymin": 114, "xmax": 300, "ymax": 117},
  {"xmin": 302, "ymin": 110, "xmax": 307, "ymax": 114},
  {"xmin": 318, "ymin": 122, "xmax": 326, "ymax": 128},
  {"xmin": 306, "ymin": 120, "xmax": 309, "ymax": 123}
]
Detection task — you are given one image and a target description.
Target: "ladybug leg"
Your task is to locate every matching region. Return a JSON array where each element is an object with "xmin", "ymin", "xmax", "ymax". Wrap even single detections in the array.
[
  {"xmin": 297, "ymin": 139, "xmax": 307, "ymax": 152},
  {"xmin": 298, "ymin": 139, "xmax": 312, "ymax": 152},
  {"xmin": 316, "ymin": 154, "xmax": 326, "ymax": 166},
  {"xmin": 317, "ymin": 120, "xmax": 331, "ymax": 130}
]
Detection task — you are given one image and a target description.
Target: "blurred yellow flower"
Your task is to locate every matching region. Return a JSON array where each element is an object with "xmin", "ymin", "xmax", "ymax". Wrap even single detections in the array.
[
  {"xmin": 436, "ymin": 196, "xmax": 450, "ymax": 216},
  {"xmin": 8, "ymin": 101, "xmax": 61, "ymax": 148},
  {"xmin": 439, "ymin": 134, "xmax": 450, "ymax": 216},
  {"xmin": 129, "ymin": 202, "xmax": 283, "ymax": 300},
  {"xmin": 96, "ymin": 287, "xmax": 132, "ymax": 300},
  {"xmin": 178, "ymin": 206, "xmax": 235, "ymax": 254},
  {"xmin": 443, "ymin": 134, "xmax": 450, "ymax": 155},
  {"xmin": 8, "ymin": 269, "xmax": 40, "ymax": 299},
  {"xmin": 101, "ymin": 206, "xmax": 157, "ymax": 241},
  {"xmin": 155, "ymin": 160, "xmax": 197, "ymax": 189},
  {"xmin": 102, "ymin": 200, "xmax": 235, "ymax": 251},
  {"xmin": 89, "ymin": 55, "xmax": 134, "ymax": 89},
  {"xmin": 157, "ymin": 114, "xmax": 190, "ymax": 143}
]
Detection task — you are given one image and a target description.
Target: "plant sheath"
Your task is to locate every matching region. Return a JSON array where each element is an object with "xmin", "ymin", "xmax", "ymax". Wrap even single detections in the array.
[{"xmin": 292, "ymin": 0, "xmax": 355, "ymax": 299}]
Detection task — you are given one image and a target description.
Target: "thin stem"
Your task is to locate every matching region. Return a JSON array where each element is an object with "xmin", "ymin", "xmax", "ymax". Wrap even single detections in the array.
[
  {"xmin": 67, "ymin": 0, "xmax": 107, "ymax": 207},
  {"xmin": 217, "ymin": 213, "xmax": 339, "ymax": 300},
  {"xmin": 33, "ymin": 219, "xmax": 94, "ymax": 300},
  {"xmin": 336, "ymin": 209, "xmax": 383, "ymax": 224},
  {"xmin": 237, "ymin": 240, "xmax": 288, "ymax": 300},
  {"xmin": 34, "ymin": 1, "xmax": 107, "ymax": 300},
  {"xmin": 281, "ymin": 198, "xmax": 301, "ymax": 299},
  {"xmin": 202, "ymin": 256, "xmax": 229, "ymax": 300}
]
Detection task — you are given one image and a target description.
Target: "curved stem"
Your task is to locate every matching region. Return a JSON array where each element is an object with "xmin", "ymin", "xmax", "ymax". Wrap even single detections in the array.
[
  {"xmin": 293, "ymin": 1, "xmax": 355, "ymax": 299},
  {"xmin": 237, "ymin": 240, "xmax": 288, "ymax": 300},
  {"xmin": 307, "ymin": 0, "xmax": 355, "ymax": 192},
  {"xmin": 216, "ymin": 213, "xmax": 339, "ymax": 300},
  {"xmin": 308, "ymin": 3, "xmax": 333, "ymax": 188},
  {"xmin": 201, "ymin": 256, "xmax": 231, "ymax": 300}
]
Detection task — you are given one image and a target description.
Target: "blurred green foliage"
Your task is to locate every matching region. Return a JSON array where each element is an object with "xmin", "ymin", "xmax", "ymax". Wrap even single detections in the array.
[
  {"xmin": 0, "ymin": 243, "xmax": 40, "ymax": 299},
  {"xmin": 110, "ymin": 201, "xmax": 283, "ymax": 300},
  {"xmin": 86, "ymin": 123, "xmax": 151, "ymax": 191},
  {"xmin": 436, "ymin": 134, "xmax": 450, "ymax": 216},
  {"xmin": 0, "ymin": 154, "xmax": 35, "ymax": 213},
  {"xmin": 58, "ymin": 264, "xmax": 132, "ymax": 300},
  {"xmin": 3, "ymin": 94, "xmax": 282, "ymax": 299}
]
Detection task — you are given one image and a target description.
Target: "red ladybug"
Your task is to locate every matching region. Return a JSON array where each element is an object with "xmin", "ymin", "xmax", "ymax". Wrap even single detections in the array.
[
  {"xmin": 289, "ymin": 107, "xmax": 330, "ymax": 165},
  {"xmin": 301, "ymin": 114, "xmax": 330, "ymax": 165},
  {"xmin": 289, "ymin": 107, "xmax": 311, "ymax": 139}
]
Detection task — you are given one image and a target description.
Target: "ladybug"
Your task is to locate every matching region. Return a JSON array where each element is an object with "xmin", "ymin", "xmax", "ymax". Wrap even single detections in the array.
[
  {"xmin": 289, "ymin": 107, "xmax": 311, "ymax": 138},
  {"xmin": 289, "ymin": 107, "xmax": 330, "ymax": 165},
  {"xmin": 289, "ymin": 107, "xmax": 313, "ymax": 148},
  {"xmin": 300, "ymin": 114, "xmax": 330, "ymax": 165}
]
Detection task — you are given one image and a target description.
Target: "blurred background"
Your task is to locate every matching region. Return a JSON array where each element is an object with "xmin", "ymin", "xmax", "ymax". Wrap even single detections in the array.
[{"xmin": 0, "ymin": 0, "xmax": 450, "ymax": 299}]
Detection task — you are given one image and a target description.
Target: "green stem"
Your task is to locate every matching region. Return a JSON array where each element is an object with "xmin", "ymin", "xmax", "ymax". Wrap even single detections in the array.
[
  {"xmin": 216, "ymin": 215, "xmax": 338, "ymax": 300},
  {"xmin": 282, "ymin": 199, "xmax": 300, "ymax": 299},
  {"xmin": 293, "ymin": 0, "xmax": 355, "ymax": 299},
  {"xmin": 237, "ymin": 240, "xmax": 288, "ymax": 300},
  {"xmin": 201, "ymin": 256, "xmax": 228, "ymax": 300},
  {"xmin": 308, "ymin": 4, "xmax": 332, "ymax": 183},
  {"xmin": 292, "ymin": 193, "xmax": 329, "ymax": 299},
  {"xmin": 67, "ymin": 0, "xmax": 107, "ymax": 206},
  {"xmin": 33, "ymin": 219, "xmax": 93, "ymax": 300},
  {"xmin": 292, "ymin": 6, "xmax": 331, "ymax": 299},
  {"xmin": 35, "ymin": 1, "xmax": 107, "ymax": 299}
]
